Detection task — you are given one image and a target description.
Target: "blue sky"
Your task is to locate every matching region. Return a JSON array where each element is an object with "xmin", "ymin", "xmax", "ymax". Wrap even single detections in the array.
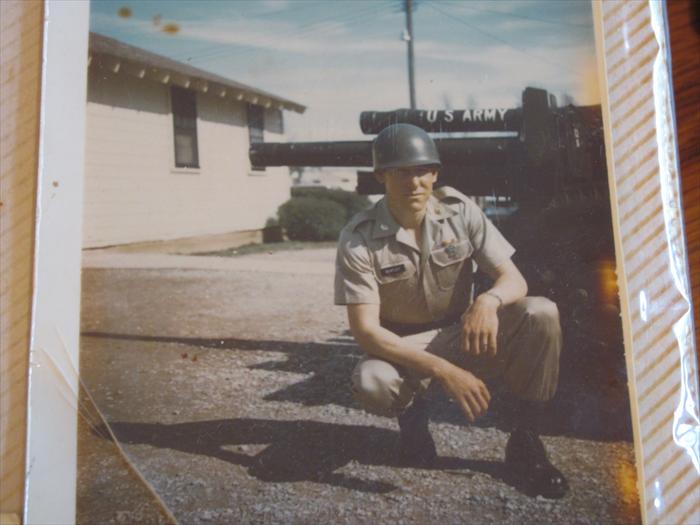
[{"xmin": 90, "ymin": 0, "xmax": 600, "ymax": 140}]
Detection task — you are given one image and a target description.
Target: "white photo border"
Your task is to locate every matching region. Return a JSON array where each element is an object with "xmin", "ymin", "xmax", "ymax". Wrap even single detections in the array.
[{"xmin": 20, "ymin": 1, "xmax": 699, "ymax": 524}]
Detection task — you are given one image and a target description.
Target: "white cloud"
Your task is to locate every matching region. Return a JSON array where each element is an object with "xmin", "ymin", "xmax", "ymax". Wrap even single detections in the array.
[
  {"xmin": 275, "ymin": 36, "xmax": 601, "ymax": 141},
  {"xmin": 90, "ymin": 4, "xmax": 601, "ymax": 143},
  {"xmin": 169, "ymin": 18, "xmax": 405, "ymax": 57},
  {"xmin": 258, "ymin": 0, "xmax": 292, "ymax": 14},
  {"xmin": 434, "ymin": 0, "xmax": 593, "ymax": 28}
]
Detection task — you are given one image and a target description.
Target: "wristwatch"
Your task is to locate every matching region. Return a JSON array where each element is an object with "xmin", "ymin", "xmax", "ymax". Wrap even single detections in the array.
[{"xmin": 483, "ymin": 291, "xmax": 503, "ymax": 308}]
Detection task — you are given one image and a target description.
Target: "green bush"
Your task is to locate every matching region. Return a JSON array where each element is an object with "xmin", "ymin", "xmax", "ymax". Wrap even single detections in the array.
[
  {"xmin": 278, "ymin": 189, "xmax": 371, "ymax": 242},
  {"xmin": 278, "ymin": 197, "xmax": 347, "ymax": 241},
  {"xmin": 291, "ymin": 187, "xmax": 370, "ymax": 221},
  {"xmin": 262, "ymin": 217, "xmax": 284, "ymax": 243}
]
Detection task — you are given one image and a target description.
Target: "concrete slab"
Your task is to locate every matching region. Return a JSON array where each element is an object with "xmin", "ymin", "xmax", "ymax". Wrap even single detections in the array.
[{"xmin": 82, "ymin": 248, "xmax": 336, "ymax": 275}]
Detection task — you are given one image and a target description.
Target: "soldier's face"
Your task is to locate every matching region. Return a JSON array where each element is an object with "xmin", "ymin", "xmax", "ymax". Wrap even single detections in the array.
[{"xmin": 377, "ymin": 166, "xmax": 438, "ymax": 212}]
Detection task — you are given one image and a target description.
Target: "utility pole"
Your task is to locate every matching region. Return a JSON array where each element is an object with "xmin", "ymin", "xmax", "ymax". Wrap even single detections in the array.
[{"xmin": 404, "ymin": 0, "xmax": 416, "ymax": 109}]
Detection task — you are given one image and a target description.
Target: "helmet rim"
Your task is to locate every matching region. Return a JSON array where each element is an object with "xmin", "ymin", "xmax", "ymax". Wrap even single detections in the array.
[{"xmin": 372, "ymin": 123, "xmax": 441, "ymax": 171}]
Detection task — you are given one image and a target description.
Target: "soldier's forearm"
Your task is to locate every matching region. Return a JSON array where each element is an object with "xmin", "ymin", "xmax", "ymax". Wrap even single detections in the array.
[{"xmin": 479, "ymin": 260, "xmax": 528, "ymax": 307}]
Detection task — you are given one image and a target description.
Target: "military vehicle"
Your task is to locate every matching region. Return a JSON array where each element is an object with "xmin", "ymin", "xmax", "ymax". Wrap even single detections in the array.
[{"xmin": 250, "ymin": 86, "xmax": 628, "ymax": 439}]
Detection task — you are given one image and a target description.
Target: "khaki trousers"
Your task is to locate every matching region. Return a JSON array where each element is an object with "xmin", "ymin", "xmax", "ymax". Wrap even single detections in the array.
[{"xmin": 351, "ymin": 297, "xmax": 562, "ymax": 417}]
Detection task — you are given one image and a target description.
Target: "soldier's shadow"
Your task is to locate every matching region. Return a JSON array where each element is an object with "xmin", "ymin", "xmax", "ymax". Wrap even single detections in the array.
[
  {"xmin": 82, "ymin": 330, "xmax": 631, "ymax": 440},
  {"xmin": 102, "ymin": 418, "xmax": 509, "ymax": 494}
]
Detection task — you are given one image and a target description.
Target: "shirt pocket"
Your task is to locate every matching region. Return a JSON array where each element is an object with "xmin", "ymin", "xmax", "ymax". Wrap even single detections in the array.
[
  {"xmin": 375, "ymin": 257, "xmax": 416, "ymax": 285},
  {"xmin": 430, "ymin": 239, "xmax": 474, "ymax": 290}
]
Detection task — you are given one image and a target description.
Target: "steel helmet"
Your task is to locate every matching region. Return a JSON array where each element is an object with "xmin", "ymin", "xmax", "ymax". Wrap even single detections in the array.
[{"xmin": 372, "ymin": 123, "xmax": 441, "ymax": 171}]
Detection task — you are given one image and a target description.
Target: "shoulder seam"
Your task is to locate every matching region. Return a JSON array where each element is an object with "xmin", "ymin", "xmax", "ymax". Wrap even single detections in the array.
[
  {"xmin": 435, "ymin": 185, "xmax": 469, "ymax": 203},
  {"xmin": 344, "ymin": 205, "xmax": 376, "ymax": 232}
]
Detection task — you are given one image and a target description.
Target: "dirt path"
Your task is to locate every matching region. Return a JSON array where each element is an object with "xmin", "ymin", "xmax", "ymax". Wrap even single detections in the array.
[{"xmin": 78, "ymin": 248, "xmax": 640, "ymax": 524}]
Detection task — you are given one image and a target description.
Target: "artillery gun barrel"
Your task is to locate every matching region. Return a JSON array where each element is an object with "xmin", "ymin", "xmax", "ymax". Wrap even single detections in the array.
[
  {"xmin": 251, "ymin": 141, "xmax": 372, "ymax": 167},
  {"xmin": 359, "ymin": 108, "xmax": 522, "ymax": 134},
  {"xmin": 249, "ymin": 138, "xmax": 519, "ymax": 168}
]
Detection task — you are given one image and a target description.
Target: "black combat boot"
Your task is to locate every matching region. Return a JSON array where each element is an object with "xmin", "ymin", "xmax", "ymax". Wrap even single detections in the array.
[
  {"xmin": 397, "ymin": 396, "xmax": 437, "ymax": 468},
  {"xmin": 504, "ymin": 400, "xmax": 569, "ymax": 499}
]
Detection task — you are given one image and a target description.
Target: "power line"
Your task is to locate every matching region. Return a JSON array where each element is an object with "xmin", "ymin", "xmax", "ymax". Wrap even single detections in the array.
[
  {"xmin": 186, "ymin": 2, "xmax": 387, "ymax": 63},
  {"xmin": 426, "ymin": 2, "xmax": 578, "ymax": 75},
  {"xmin": 165, "ymin": 1, "xmax": 333, "ymax": 61},
  {"xmin": 437, "ymin": 1, "xmax": 592, "ymax": 29},
  {"xmin": 195, "ymin": 3, "xmax": 392, "ymax": 67},
  {"xmin": 169, "ymin": 1, "xmax": 393, "ymax": 65}
]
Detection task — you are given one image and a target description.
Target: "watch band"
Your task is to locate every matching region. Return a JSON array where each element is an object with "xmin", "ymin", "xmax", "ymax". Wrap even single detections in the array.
[{"xmin": 483, "ymin": 291, "xmax": 503, "ymax": 307}]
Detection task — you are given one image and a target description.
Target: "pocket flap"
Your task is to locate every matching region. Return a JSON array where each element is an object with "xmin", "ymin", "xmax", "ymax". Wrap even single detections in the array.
[{"xmin": 430, "ymin": 239, "xmax": 473, "ymax": 267}]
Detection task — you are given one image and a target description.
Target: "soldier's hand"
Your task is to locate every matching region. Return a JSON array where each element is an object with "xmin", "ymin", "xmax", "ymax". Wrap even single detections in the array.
[
  {"xmin": 437, "ymin": 364, "xmax": 491, "ymax": 422},
  {"xmin": 461, "ymin": 294, "xmax": 500, "ymax": 356}
]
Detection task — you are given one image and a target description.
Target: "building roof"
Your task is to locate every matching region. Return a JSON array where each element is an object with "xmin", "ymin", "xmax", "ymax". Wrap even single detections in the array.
[{"xmin": 88, "ymin": 32, "xmax": 305, "ymax": 114}]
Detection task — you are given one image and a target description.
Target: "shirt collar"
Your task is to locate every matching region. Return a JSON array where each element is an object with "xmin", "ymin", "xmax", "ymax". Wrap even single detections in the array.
[
  {"xmin": 425, "ymin": 195, "xmax": 458, "ymax": 252},
  {"xmin": 372, "ymin": 193, "xmax": 457, "ymax": 240},
  {"xmin": 426, "ymin": 194, "xmax": 458, "ymax": 222},
  {"xmin": 371, "ymin": 198, "xmax": 420, "ymax": 251},
  {"xmin": 372, "ymin": 198, "xmax": 400, "ymax": 239}
]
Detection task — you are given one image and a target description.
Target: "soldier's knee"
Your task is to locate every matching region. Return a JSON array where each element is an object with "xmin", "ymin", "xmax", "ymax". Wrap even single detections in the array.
[
  {"xmin": 522, "ymin": 296, "xmax": 559, "ymax": 321},
  {"xmin": 520, "ymin": 297, "xmax": 560, "ymax": 334},
  {"xmin": 514, "ymin": 297, "xmax": 562, "ymax": 357},
  {"xmin": 503, "ymin": 298, "xmax": 562, "ymax": 401},
  {"xmin": 351, "ymin": 359, "xmax": 403, "ymax": 417}
]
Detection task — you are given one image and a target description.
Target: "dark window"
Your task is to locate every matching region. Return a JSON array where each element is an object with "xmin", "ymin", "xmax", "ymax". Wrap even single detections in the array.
[
  {"xmin": 247, "ymin": 104, "xmax": 265, "ymax": 171},
  {"xmin": 171, "ymin": 86, "xmax": 199, "ymax": 168}
]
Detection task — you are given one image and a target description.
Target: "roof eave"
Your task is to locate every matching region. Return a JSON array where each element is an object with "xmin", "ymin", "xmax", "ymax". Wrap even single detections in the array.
[{"xmin": 88, "ymin": 33, "xmax": 306, "ymax": 114}]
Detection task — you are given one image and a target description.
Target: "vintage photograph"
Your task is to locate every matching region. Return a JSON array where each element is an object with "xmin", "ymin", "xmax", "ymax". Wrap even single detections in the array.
[{"xmin": 77, "ymin": 1, "xmax": 640, "ymax": 523}]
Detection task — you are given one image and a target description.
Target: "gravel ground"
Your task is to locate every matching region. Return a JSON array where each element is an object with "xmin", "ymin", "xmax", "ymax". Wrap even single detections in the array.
[{"xmin": 77, "ymin": 248, "xmax": 641, "ymax": 524}]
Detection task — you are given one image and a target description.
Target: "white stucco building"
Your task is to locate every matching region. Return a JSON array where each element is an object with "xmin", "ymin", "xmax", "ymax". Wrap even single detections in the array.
[{"xmin": 83, "ymin": 32, "xmax": 305, "ymax": 249}]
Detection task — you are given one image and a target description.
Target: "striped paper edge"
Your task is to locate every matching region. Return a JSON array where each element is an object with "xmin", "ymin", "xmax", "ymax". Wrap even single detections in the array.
[
  {"xmin": 0, "ymin": 0, "xmax": 43, "ymax": 518},
  {"xmin": 595, "ymin": 2, "xmax": 700, "ymax": 524}
]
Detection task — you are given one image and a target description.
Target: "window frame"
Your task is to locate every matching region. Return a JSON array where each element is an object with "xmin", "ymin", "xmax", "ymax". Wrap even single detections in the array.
[
  {"xmin": 170, "ymin": 85, "xmax": 200, "ymax": 170},
  {"xmin": 247, "ymin": 103, "xmax": 266, "ymax": 172}
]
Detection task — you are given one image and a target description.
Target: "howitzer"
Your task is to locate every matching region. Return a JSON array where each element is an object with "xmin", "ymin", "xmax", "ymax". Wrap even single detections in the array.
[
  {"xmin": 250, "ymin": 87, "xmax": 625, "ymax": 422},
  {"xmin": 249, "ymin": 87, "xmax": 607, "ymax": 205}
]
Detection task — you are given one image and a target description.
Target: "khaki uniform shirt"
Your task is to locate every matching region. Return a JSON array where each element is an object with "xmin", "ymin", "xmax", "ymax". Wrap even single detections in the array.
[{"xmin": 334, "ymin": 186, "xmax": 515, "ymax": 329}]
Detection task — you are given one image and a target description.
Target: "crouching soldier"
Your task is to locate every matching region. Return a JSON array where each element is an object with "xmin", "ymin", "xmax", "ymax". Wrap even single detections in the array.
[{"xmin": 334, "ymin": 123, "xmax": 568, "ymax": 499}]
